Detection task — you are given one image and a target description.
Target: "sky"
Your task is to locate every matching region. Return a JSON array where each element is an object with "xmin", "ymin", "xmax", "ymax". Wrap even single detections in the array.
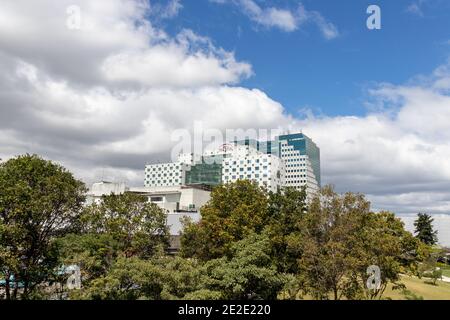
[{"xmin": 0, "ymin": 0, "xmax": 449, "ymax": 244}]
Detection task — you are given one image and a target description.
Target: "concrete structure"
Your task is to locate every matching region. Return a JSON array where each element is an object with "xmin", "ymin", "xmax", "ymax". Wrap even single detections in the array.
[{"xmin": 86, "ymin": 182, "xmax": 211, "ymax": 251}]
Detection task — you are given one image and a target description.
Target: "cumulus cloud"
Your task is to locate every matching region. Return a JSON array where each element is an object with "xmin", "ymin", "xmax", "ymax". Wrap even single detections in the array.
[
  {"xmin": 295, "ymin": 62, "xmax": 450, "ymax": 222},
  {"xmin": 211, "ymin": 0, "xmax": 339, "ymax": 39},
  {"xmin": 0, "ymin": 0, "xmax": 251, "ymax": 89},
  {"xmin": 0, "ymin": 1, "xmax": 449, "ymax": 243},
  {"xmin": 0, "ymin": 0, "xmax": 284, "ymax": 183}
]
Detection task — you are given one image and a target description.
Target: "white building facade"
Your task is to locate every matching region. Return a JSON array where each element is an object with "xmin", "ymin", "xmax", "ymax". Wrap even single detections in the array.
[
  {"xmin": 221, "ymin": 146, "xmax": 285, "ymax": 192},
  {"xmin": 144, "ymin": 144, "xmax": 286, "ymax": 193},
  {"xmin": 279, "ymin": 143, "xmax": 320, "ymax": 195}
]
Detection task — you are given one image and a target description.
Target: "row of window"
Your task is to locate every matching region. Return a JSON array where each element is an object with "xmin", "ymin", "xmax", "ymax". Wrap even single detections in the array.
[
  {"xmin": 146, "ymin": 165, "xmax": 180, "ymax": 172},
  {"xmin": 224, "ymin": 157, "xmax": 270, "ymax": 166},
  {"xmin": 284, "ymin": 158, "xmax": 306, "ymax": 163},
  {"xmin": 288, "ymin": 174, "xmax": 307, "ymax": 179},
  {"xmin": 287, "ymin": 169, "xmax": 306, "ymax": 173},
  {"xmin": 224, "ymin": 165, "xmax": 268, "ymax": 173},
  {"xmin": 146, "ymin": 180, "xmax": 181, "ymax": 185},
  {"xmin": 224, "ymin": 173, "xmax": 269, "ymax": 180},
  {"xmin": 286, "ymin": 163, "xmax": 306, "ymax": 168},
  {"xmin": 147, "ymin": 172, "xmax": 182, "ymax": 178},
  {"xmin": 287, "ymin": 180, "xmax": 307, "ymax": 185}
]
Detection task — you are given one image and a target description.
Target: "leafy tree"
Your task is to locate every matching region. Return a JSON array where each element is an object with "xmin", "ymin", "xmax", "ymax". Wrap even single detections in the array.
[
  {"xmin": 74, "ymin": 256, "xmax": 167, "ymax": 300},
  {"xmin": 74, "ymin": 255, "xmax": 206, "ymax": 300},
  {"xmin": 414, "ymin": 213, "xmax": 438, "ymax": 245},
  {"xmin": 266, "ymin": 187, "xmax": 307, "ymax": 273},
  {"xmin": 180, "ymin": 180, "xmax": 269, "ymax": 260},
  {"xmin": 0, "ymin": 154, "xmax": 86, "ymax": 299},
  {"xmin": 80, "ymin": 193, "xmax": 170, "ymax": 259},
  {"xmin": 290, "ymin": 185, "xmax": 420, "ymax": 300},
  {"xmin": 201, "ymin": 232, "xmax": 285, "ymax": 300},
  {"xmin": 356, "ymin": 211, "xmax": 420, "ymax": 299},
  {"xmin": 57, "ymin": 233, "xmax": 120, "ymax": 284}
]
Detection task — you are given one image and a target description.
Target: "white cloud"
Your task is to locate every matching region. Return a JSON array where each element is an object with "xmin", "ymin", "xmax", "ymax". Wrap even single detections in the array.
[
  {"xmin": 0, "ymin": 0, "xmax": 251, "ymax": 89},
  {"xmin": 406, "ymin": 3, "xmax": 424, "ymax": 16},
  {"xmin": 157, "ymin": 0, "xmax": 183, "ymax": 19},
  {"xmin": 0, "ymin": 0, "xmax": 449, "ymax": 244},
  {"xmin": 211, "ymin": 0, "xmax": 339, "ymax": 39},
  {"xmin": 294, "ymin": 62, "xmax": 450, "ymax": 222}
]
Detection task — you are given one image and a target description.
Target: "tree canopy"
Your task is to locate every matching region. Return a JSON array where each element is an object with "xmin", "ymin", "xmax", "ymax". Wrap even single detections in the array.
[{"xmin": 0, "ymin": 154, "xmax": 86, "ymax": 299}]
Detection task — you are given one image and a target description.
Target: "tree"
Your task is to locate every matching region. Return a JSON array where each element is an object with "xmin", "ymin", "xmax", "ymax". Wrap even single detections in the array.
[
  {"xmin": 180, "ymin": 180, "xmax": 270, "ymax": 260},
  {"xmin": 75, "ymin": 256, "xmax": 167, "ymax": 300},
  {"xmin": 290, "ymin": 185, "xmax": 420, "ymax": 300},
  {"xmin": 74, "ymin": 255, "xmax": 206, "ymax": 300},
  {"xmin": 414, "ymin": 213, "xmax": 438, "ymax": 245},
  {"xmin": 201, "ymin": 232, "xmax": 285, "ymax": 300},
  {"xmin": 80, "ymin": 192, "xmax": 170, "ymax": 259},
  {"xmin": 57, "ymin": 233, "xmax": 120, "ymax": 285},
  {"xmin": 266, "ymin": 187, "xmax": 307, "ymax": 273},
  {"xmin": 0, "ymin": 154, "xmax": 86, "ymax": 299}
]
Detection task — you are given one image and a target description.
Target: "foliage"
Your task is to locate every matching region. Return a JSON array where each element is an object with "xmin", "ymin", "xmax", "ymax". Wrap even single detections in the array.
[
  {"xmin": 418, "ymin": 251, "xmax": 443, "ymax": 286},
  {"xmin": 73, "ymin": 255, "xmax": 206, "ymax": 300},
  {"xmin": 0, "ymin": 154, "xmax": 86, "ymax": 299},
  {"xmin": 57, "ymin": 233, "xmax": 120, "ymax": 284},
  {"xmin": 289, "ymin": 185, "xmax": 420, "ymax": 300},
  {"xmin": 414, "ymin": 213, "xmax": 438, "ymax": 245},
  {"xmin": 266, "ymin": 187, "xmax": 307, "ymax": 273},
  {"xmin": 76, "ymin": 232, "xmax": 285, "ymax": 300},
  {"xmin": 80, "ymin": 193, "xmax": 170, "ymax": 259},
  {"xmin": 180, "ymin": 180, "xmax": 270, "ymax": 260},
  {"xmin": 201, "ymin": 232, "xmax": 285, "ymax": 300}
]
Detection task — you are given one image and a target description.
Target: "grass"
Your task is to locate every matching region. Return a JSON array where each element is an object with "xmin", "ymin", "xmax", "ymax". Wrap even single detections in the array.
[
  {"xmin": 383, "ymin": 275, "xmax": 450, "ymax": 300},
  {"xmin": 438, "ymin": 263, "xmax": 450, "ymax": 278}
]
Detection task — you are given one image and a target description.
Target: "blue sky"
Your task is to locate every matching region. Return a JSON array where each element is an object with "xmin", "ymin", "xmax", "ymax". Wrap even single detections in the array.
[{"xmin": 157, "ymin": 0, "xmax": 450, "ymax": 117}]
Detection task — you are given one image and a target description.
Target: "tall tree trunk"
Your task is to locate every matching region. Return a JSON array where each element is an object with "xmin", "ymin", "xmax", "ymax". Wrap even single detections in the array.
[
  {"xmin": 12, "ymin": 282, "xmax": 18, "ymax": 300},
  {"xmin": 5, "ymin": 275, "xmax": 11, "ymax": 300},
  {"xmin": 333, "ymin": 286, "xmax": 338, "ymax": 300},
  {"xmin": 23, "ymin": 281, "xmax": 29, "ymax": 300}
]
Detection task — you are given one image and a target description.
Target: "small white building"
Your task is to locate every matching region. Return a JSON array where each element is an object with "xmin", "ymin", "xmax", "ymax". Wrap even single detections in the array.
[{"xmin": 86, "ymin": 182, "xmax": 211, "ymax": 238}]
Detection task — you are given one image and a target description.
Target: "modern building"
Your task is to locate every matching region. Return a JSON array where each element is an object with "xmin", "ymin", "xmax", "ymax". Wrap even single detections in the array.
[
  {"xmin": 144, "ymin": 132, "xmax": 320, "ymax": 196},
  {"xmin": 145, "ymin": 143, "xmax": 286, "ymax": 193},
  {"xmin": 278, "ymin": 133, "xmax": 320, "ymax": 194},
  {"xmin": 235, "ymin": 132, "xmax": 320, "ymax": 195}
]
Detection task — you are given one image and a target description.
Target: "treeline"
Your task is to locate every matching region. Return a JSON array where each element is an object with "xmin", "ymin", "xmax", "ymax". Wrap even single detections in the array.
[{"xmin": 0, "ymin": 154, "xmax": 440, "ymax": 300}]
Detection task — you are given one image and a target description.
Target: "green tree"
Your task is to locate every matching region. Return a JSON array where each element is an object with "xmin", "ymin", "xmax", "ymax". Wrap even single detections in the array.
[
  {"xmin": 201, "ymin": 232, "xmax": 285, "ymax": 300},
  {"xmin": 57, "ymin": 233, "xmax": 120, "ymax": 285},
  {"xmin": 74, "ymin": 255, "xmax": 206, "ymax": 300},
  {"xmin": 180, "ymin": 180, "xmax": 269, "ymax": 260},
  {"xmin": 0, "ymin": 154, "xmax": 86, "ymax": 299},
  {"xmin": 80, "ymin": 193, "xmax": 170, "ymax": 259},
  {"xmin": 414, "ymin": 213, "xmax": 438, "ymax": 245},
  {"xmin": 266, "ymin": 187, "xmax": 307, "ymax": 273},
  {"xmin": 75, "ymin": 256, "xmax": 167, "ymax": 300},
  {"xmin": 290, "ymin": 185, "xmax": 419, "ymax": 300}
]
